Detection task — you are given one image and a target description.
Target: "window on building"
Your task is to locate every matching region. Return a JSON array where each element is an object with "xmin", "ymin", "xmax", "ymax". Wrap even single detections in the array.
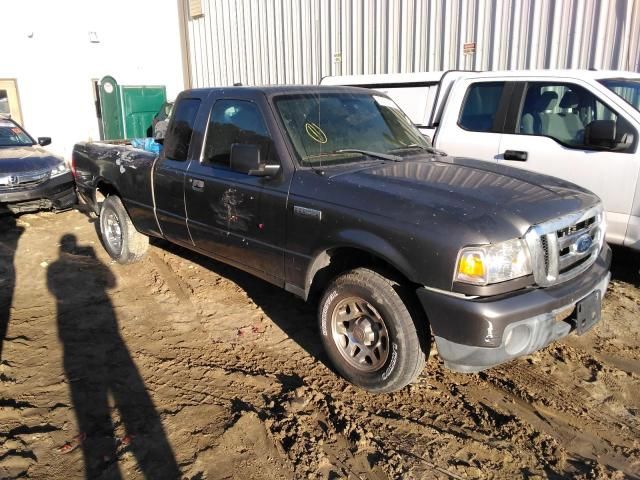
[
  {"xmin": 188, "ymin": 0, "xmax": 204, "ymax": 18},
  {"xmin": 0, "ymin": 90, "xmax": 9, "ymax": 115}
]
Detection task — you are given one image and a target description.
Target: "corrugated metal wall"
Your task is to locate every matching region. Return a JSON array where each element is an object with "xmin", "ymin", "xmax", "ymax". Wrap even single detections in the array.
[{"xmin": 183, "ymin": 0, "xmax": 640, "ymax": 88}]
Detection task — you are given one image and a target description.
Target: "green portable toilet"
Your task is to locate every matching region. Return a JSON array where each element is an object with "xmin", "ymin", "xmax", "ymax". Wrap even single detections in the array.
[
  {"xmin": 99, "ymin": 76, "xmax": 124, "ymax": 140},
  {"xmin": 99, "ymin": 75, "xmax": 167, "ymax": 140}
]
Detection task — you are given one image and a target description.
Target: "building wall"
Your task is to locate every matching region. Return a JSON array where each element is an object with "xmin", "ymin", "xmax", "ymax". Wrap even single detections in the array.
[
  {"xmin": 1, "ymin": 0, "xmax": 185, "ymax": 160},
  {"xmin": 183, "ymin": 0, "xmax": 640, "ymax": 89}
]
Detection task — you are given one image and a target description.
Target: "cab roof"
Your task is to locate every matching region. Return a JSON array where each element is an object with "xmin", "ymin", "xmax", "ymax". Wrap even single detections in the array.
[
  {"xmin": 321, "ymin": 69, "xmax": 640, "ymax": 86},
  {"xmin": 182, "ymin": 84, "xmax": 378, "ymax": 98}
]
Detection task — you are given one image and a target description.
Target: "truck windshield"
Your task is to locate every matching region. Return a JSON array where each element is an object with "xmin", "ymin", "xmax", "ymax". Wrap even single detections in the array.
[
  {"xmin": 274, "ymin": 92, "xmax": 429, "ymax": 167},
  {"xmin": 0, "ymin": 120, "xmax": 33, "ymax": 147},
  {"xmin": 599, "ymin": 78, "xmax": 640, "ymax": 112}
]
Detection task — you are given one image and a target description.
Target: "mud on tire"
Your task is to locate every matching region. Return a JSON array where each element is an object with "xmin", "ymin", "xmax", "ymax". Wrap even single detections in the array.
[
  {"xmin": 99, "ymin": 195, "xmax": 148, "ymax": 264},
  {"xmin": 318, "ymin": 268, "xmax": 429, "ymax": 393}
]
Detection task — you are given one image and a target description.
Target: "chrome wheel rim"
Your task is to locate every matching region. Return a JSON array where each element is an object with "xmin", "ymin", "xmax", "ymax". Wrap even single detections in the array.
[
  {"xmin": 331, "ymin": 297, "xmax": 390, "ymax": 372},
  {"xmin": 102, "ymin": 210, "xmax": 122, "ymax": 254}
]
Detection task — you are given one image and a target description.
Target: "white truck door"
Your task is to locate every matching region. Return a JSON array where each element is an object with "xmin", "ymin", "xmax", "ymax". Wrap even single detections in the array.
[
  {"xmin": 434, "ymin": 79, "xmax": 510, "ymax": 161},
  {"xmin": 497, "ymin": 80, "xmax": 640, "ymax": 246}
]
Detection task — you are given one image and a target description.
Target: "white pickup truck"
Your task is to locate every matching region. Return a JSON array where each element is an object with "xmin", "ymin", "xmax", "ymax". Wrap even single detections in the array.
[{"xmin": 321, "ymin": 70, "xmax": 640, "ymax": 251}]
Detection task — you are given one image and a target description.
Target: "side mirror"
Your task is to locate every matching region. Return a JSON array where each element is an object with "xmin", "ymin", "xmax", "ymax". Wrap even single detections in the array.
[
  {"xmin": 584, "ymin": 119, "xmax": 620, "ymax": 149},
  {"xmin": 153, "ymin": 119, "xmax": 168, "ymax": 144},
  {"xmin": 37, "ymin": 137, "xmax": 52, "ymax": 147},
  {"xmin": 584, "ymin": 120, "xmax": 633, "ymax": 151},
  {"xmin": 230, "ymin": 144, "xmax": 280, "ymax": 177}
]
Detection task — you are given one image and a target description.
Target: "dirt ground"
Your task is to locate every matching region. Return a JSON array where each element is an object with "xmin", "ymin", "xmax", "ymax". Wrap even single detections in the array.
[{"xmin": 0, "ymin": 209, "xmax": 639, "ymax": 480}]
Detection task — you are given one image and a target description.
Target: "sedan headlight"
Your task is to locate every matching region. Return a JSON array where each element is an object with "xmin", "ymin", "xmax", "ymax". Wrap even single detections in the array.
[
  {"xmin": 455, "ymin": 238, "xmax": 532, "ymax": 285},
  {"xmin": 50, "ymin": 163, "xmax": 70, "ymax": 178}
]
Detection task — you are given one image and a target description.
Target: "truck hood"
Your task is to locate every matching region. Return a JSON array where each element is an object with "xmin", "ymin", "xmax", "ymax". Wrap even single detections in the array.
[
  {"xmin": 0, "ymin": 146, "xmax": 64, "ymax": 174},
  {"xmin": 323, "ymin": 156, "xmax": 601, "ymax": 240}
]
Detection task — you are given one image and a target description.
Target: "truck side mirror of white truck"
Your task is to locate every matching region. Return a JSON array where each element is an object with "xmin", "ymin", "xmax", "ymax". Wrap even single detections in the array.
[{"xmin": 584, "ymin": 120, "xmax": 633, "ymax": 151}]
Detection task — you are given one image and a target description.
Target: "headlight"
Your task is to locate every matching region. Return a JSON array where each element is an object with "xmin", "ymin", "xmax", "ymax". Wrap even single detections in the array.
[
  {"xmin": 455, "ymin": 238, "xmax": 532, "ymax": 285},
  {"xmin": 50, "ymin": 163, "xmax": 70, "ymax": 178}
]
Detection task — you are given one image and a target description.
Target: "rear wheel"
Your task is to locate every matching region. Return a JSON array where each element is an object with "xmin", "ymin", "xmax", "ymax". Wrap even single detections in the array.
[
  {"xmin": 99, "ymin": 195, "xmax": 148, "ymax": 264},
  {"xmin": 318, "ymin": 268, "xmax": 429, "ymax": 393}
]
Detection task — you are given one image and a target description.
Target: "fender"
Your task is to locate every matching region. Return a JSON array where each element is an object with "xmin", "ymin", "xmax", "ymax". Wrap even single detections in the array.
[{"xmin": 303, "ymin": 228, "xmax": 417, "ymax": 298}]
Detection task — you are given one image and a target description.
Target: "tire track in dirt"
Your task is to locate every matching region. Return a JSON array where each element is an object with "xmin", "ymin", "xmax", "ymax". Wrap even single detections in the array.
[{"xmin": 3, "ymin": 210, "xmax": 639, "ymax": 479}]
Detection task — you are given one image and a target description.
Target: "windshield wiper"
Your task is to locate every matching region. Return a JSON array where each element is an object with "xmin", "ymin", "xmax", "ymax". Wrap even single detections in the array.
[
  {"xmin": 335, "ymin": 149, "xmax": 403, "ymax": 162},
  {"xmin": 389, "ymin": 144, "xmax": 448, "ymax": 156}
]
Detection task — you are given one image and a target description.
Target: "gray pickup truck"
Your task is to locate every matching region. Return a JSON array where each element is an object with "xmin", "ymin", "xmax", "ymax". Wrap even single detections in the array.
[{"xmin": 72, "ymin": 86, "xmax": 611, "ymax": 392}]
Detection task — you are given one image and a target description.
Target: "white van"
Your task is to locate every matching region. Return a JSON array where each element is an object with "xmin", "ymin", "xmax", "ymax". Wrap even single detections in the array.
[{"xmin": 321, "ymin": 70, "xmax": 640, "ymax": 251}]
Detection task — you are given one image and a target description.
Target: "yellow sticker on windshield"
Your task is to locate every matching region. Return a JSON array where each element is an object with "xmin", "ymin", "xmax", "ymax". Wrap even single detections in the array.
[{"xmin": 305, "ymin": 122, "xmax": 328, "ymax": 144}]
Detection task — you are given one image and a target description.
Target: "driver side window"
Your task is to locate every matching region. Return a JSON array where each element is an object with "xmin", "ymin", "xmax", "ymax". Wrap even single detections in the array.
[
  {"xmin": 517, "ymin": 82, "xmax": 634, "ymax": 151},
  {"xmin": 202, "ymin": 99, "xmax": 273, "ymax": 168}
]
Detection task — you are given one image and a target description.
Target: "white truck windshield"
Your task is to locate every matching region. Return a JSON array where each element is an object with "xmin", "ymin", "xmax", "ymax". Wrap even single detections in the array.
[{"xmin": 599, "ymin": 78, "xmax": 640, "ymax": 112}]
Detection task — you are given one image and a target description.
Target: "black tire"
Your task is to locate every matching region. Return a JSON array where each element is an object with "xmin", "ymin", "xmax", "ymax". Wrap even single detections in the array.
[
  {"xmin": 318, "ymin": 268, "xmax": 429, "ymax": 393},
  {"xmin": 99, "ymin": 195, "xmax": 148, "ymax": 264}
]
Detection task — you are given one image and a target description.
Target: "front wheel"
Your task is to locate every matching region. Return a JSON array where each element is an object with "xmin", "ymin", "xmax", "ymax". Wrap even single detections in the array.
[
  {"xmin": 318, "ymin": 268, "xmax": 429, "ymax": 393},
  {"xmin": 99, "ymin": 195, "xmax": 149, "ymax": 264}
]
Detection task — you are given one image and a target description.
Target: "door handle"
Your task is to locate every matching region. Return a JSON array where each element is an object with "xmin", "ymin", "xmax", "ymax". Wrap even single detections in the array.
[
  {"xmin": 190, "ymin": 178, "xmax": 205, "ymax": 191},
  {"xmin": 503, "ymin": 150, "xmax": 528, "ymax": 161}
]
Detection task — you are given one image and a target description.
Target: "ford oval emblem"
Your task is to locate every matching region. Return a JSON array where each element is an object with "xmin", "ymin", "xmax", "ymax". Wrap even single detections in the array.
[{"xmin": 575, "ymin": 234, "xmax": 593, "ymax": 253}]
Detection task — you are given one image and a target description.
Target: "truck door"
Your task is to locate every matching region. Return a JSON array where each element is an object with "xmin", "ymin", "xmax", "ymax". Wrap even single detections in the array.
[
  {"xmin": 185, "ymin": 98, "xmax": 287, "ymax": 283},
  {"xmin": 497, "ymin": 80, "xmax": 640, "ymax": 245},
  {"xmin": 153, "ymin": 96, "xmax": 202, "ymax": 245},
  {"xmin": 433, "ymin": 79, "xmax": 511, "ymax": 161}
]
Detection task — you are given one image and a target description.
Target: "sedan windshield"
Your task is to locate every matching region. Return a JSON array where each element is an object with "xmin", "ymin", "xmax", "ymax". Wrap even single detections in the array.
[
  {"xmin": 0, "ymin": 120, "xmax": 33, "ymax": 147},
  {"xmin": 274, "ymin": 92, "xmax": 429, "ymax": 167},
  {"xmin": 599, "ymin": 78, "xmax": 640, "ymax": 112}
]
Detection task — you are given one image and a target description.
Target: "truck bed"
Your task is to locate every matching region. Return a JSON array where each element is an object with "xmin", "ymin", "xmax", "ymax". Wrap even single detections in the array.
[{"xmin": 72, "ymin": 141, "xmax": 158, "ymax": 232}]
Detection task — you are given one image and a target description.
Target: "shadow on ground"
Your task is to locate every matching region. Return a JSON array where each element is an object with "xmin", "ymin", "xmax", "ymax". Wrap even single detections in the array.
[
  {"xmin": 47, "ymin": 234, "xmax": 180, "ymax": 479},
  {"xmin": 148, "ymin": 238, "xmax": 333, "ymax": 372},
  {"xmin": 610, "ymin": 245, "xmax": 639, "ymax": 286},
  {"xmin": 0, "ymin": 214, "xmax": 24, "ymax": 364}
]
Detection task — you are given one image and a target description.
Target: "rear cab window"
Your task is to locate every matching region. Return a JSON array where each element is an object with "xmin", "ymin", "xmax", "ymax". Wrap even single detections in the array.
[
  {"xmin": 163, "ymin": 98, "xmax": 201, "ymax": 161},
  {"xmin": 458, "ymin": 82, "xmax": 506, "ymax": 132}
]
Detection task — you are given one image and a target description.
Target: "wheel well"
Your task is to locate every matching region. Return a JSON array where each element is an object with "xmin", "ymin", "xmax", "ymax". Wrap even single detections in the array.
[
  {"xmin": 96, "ymin": 181, "xmax": 118, "ymax": 199},
  {"xmin": 306, "ymin": 247, "xmax": 416, "ymax": 301},
  {"xmin": 92, "ymin": 181, "xmax": 119, "ymax": 215}
]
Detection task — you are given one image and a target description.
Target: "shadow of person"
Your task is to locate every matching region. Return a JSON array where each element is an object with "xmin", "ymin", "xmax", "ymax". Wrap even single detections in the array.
[
  {"xmin": 47, "ymin": 234, "xmax": 180, "ymax": 479},
  {"xmin": 0, "ymin": 214, "xmax": 24, "ymax": 363}
]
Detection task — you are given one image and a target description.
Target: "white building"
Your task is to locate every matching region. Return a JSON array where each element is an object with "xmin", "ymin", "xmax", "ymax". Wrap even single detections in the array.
[
  {"xmin": 1, "ymin": 0, "xmax": 186, "ymax": 160},
  {"xmin": 3, "ymin": 0, "xmax": 639, "ymax": 161},
  {"xmin": 181, "ymin": 0, "xmax": 640, "ymax": 87}
]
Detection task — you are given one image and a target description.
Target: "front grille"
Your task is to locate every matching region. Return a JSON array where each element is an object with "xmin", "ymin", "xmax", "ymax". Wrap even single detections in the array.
[
  {"xmin": 524, "ymin": 205, "xmax": 604, "ymax": 287},
  {"xmin": 540, "ymin": 235, "xmax": 550, "ymax": 276},
  {"xmin": 0, "ymin": 168, "xmax": 51, "ymax": 191}
]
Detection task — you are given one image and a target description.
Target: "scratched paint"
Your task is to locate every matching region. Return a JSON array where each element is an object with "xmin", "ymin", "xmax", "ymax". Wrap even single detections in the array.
[{"xmin": 213, "ymin": 187, "xmax": 254, "ymax": 232}]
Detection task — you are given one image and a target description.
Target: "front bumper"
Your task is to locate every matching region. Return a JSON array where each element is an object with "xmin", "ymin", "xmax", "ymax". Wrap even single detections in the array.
[
  {"xmin": 0, "ymin": 172, "xmax": 76, "ymax": 214},
  {"xmin": 417, "ymin": 244, "xmax": 612, "ymax": 373}
]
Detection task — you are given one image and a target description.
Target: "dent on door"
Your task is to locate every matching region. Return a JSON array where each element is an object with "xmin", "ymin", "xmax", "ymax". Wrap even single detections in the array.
[{"xmin": 214, "ymin": 187, "xmax": 255, "ymax": 232}]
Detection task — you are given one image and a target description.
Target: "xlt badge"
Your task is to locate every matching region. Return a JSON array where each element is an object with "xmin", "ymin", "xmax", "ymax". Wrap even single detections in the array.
[{"xmin": 294, "ymin": 206, "xmax": 322, "ymax": 221}]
